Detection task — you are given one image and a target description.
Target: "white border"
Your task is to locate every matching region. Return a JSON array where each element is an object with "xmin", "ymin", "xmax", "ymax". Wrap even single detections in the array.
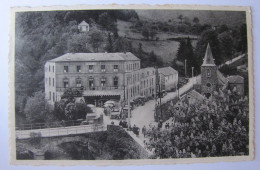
[{"xmin": 8, "ymin": 4, "xmax": 254, "ymax": 166}]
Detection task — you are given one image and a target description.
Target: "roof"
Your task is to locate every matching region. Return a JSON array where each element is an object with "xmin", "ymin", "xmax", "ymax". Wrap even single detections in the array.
[
  {"xmin": 48, "ymin": 52, "xmax": 140, "ymax": 62},
  {"xmin": 217, "ymin": 70, "xmax": 228, "ymax": 85},
  {"xmin": 202, "ymin": 43, "xmax": 216, "ymax": 66},
  {"xmin": 227, "ymin": 75, "xmax": 244, "ymax": 84},
  {"xmin": 158, "ymin": 67, "xmax": 178, "ymax": 76},
  {"xmin": 185, "ymin": 90, "xmax": 204, "ymax": 101},
  {"xmin": 78, "ymin": 20, "xmax": 89, "ymax": 26}
]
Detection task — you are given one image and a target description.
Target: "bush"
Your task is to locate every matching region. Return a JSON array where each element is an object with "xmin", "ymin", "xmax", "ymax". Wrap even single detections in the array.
[{"xmin": 29, "ymin": 132, "xmax": 42, "ymax": 146}]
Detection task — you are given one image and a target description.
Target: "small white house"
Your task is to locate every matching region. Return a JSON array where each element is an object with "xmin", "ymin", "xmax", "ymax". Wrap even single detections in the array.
[{"xmin": 78, "ymin": 20, "xmax": 89, "ymax": 32}]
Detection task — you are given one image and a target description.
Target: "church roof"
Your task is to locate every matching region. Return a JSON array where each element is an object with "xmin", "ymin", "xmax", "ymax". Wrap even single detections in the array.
[
  {"xmin": 184, "ymin": 90, "xmax": 204, "ymax": 101},
  {"xmin": 202, "ymin": 43, "xmax": 216, "ymax": 66},
  {"xmin": 217, "ymin": 70, "xmax": 228, "ymax": 85}
]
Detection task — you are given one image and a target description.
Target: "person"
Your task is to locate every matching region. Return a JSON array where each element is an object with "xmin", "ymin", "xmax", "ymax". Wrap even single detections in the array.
[
  {"xmin": 107, "ymin": 106, "xmax": 111, "ymax": 116},
  {"xmin": 142, "ymin": 125, "xmax": 147, "ymax": 137},
  {"xmin": 119, "ymin": 120, "xmax": 123, "ymax": 126}
]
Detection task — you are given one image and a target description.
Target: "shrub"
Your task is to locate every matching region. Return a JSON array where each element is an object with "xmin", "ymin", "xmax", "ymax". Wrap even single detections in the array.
[{"xmin": 29, "ymin": 132, "xmax": 42, "ymax": 146}]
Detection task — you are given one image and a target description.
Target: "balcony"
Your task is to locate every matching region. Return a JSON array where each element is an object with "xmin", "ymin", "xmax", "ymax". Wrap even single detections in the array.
[{"xmin": 56, "ymin": 86, "xmax": 124, "ymax": 92}]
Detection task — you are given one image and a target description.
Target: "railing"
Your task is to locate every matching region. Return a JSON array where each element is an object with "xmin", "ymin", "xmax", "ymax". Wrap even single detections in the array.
[
  {"xmin": 56, "ymin": 86, "xmax": 124, "ymax": 92},
  {"xmin": 16, "ymin": 120, "xmax": 91, "ymax": 130},
  {"xmin": 16, "ymin": 124, "xmax": 107, "ymax": 139}
]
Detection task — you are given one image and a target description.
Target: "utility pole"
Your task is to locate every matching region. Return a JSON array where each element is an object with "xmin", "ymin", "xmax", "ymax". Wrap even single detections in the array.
[
  {"xmin": 192, "ymin": 67, "xmax": 194, "ymax": 87},
  {"xmin": 185, "ymin": 59, "xmax": 187, "ymax": 77},
  {"xmin": 127, "ymin": 77, "xmax": 131, "ymax": 129},
  {"xmin": 155, "ymin": 66, "xmax": 162, "ymax": 121}
]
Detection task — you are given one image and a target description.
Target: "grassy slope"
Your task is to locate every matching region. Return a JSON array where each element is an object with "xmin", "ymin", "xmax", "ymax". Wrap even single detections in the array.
[
  {"xmin": 117, "ymin": 20, "xmax": 197, "ymax": 63},
  {"xmin": 135, "ymin": 10, "xmax": 246, "ymax": 28}
]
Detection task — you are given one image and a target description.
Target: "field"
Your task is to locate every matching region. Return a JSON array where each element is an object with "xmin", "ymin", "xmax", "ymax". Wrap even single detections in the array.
[{"xmin": 117, "ymin": 20, "xmax": 197, "ymax": 63}]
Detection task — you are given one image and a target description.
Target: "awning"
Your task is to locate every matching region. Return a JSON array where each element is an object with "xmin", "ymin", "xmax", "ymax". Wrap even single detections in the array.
[{"xmin": 83, "ymin": 90, "xmax": 122, "ymax": 97}]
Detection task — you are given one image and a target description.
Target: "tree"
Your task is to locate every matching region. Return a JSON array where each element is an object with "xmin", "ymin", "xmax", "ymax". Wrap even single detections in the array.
[
  {"xmin": 55, "ymin": 99, "xmax": 92, "ymax": 121},
  {"xmin": 193, "ymin": 17, "xmax": 200, "ymax": 24},
  {"xmin": 88, "ymin": 27, "xmax": 104, "ymax": 52},
  {"xmin": 238, "ymin": 24, "xmax": 247, "ymax": 53},
  {"xmin": 176, "ymin": 40, "xmax": 186, "ymax": 62},
  {"xmin": 178, "ymin": 15, "xmax": 184, "ymax": 24},
  {"xmin": 68, "ymin": 33, "xmax": 90, "ymax": 53},
  {"xmin": 98, "ymin": 12, "xmax": 112, "ymax": 29},
  {"xmin": 218, "ymin": 24, "xmax": 229, "ymax": 34},
  {"xmin": 185, "ymin": 38, "xmax": 196, "ymax": 76},
  {"xmin": 150, "ymin": 29, "xmax": 157, "ymax": 40},
  {"xmin": 141, "ymin": 27, "xmax": 149, "ymax": 40},
  {"xmin": 23, "ymin": 91, "xmax": 51, "ymax": 123},
  {"xmin": 105, "ymin": 32, "xmax": 113, "ymax": 52},
  {"xmin": 219, "ymin": 31, "xmax": 234, "ymax": 61},
  {"xmin": 195, "ymin": 29, "xmax": 223, "ymax": 67},
  {"xmin": 175, "ymin": 38, "xmax": 196, "ymax": 76}
]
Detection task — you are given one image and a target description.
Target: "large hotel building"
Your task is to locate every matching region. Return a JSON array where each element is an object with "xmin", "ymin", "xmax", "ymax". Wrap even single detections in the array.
[{"xmin": 44, "ymin": 52, "xmax": 161, "ymax": 106}]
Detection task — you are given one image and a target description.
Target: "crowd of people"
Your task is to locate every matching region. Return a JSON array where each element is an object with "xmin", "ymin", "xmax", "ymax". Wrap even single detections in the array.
[{"xmin": 143, "ymin": 89, "xmax": 249, "ymax": 158}]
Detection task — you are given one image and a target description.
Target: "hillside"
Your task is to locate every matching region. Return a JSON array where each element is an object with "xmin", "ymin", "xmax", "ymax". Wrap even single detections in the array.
[{"xmin": 136, "ymin": 10, "xmax": 246, "ymax": 28}]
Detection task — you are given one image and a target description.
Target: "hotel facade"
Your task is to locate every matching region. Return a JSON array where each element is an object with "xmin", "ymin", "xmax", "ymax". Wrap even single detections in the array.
[{"xmin": 44, "ymin": 52, "xmax": 159, "ymax": 106}]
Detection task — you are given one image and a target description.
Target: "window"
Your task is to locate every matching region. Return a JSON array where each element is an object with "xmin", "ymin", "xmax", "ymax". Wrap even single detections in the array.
[
  {"xmin": 89, "ymin": 65, "xmax": 93, "ymax": 72},
  {"xmin": 101, "ymin": 77, "xmax": 106, "ymax": 88},
  {"xmin": 77, "ymin": 66, "xmax": 81, "ymax": 72},
  {"xmin": 63, "ymin": 79, "xmax": 69, "ymax": 88},
  {"xmin": 49, "ymin": 77, "xmax": 51, "ymax": 86},
  {"xmin": 76, "ymin": 78, "xmax": 81, "ymax": 87},
  {"xmin": 49, "ymin": 92, "xmax": 51, "ymax": 100},
  {"xmin": 114, "ymin": 77, "xmax": 118, "ymax": 89},
  {"xmin": 49, "ymin": 66, "xmax": 50, "ymax": 72},
  {"xmin": 147, "ymin": 71, "xmax": 149, "ymax": 76},
  {"xmin": 53, "ymin": 78, "xmax": 55, "ymax": 87},
  {"xmin": 114, "ymin": 65, "xmax": 119, "ymax": 72},
  {"xmin": 64, "ymin": 66, "xmax": 68, "ymax": 73},
  {"xmin": 101, "ymin": 65, "xmax": 106, "ymax": 72},
  {"xmin": 207, "ymin": 69, "xmax": 211, "ymax": 77},
  {"xmin": 53, "ymin": 92, "xmax": 55, "ymax": 102},
  {"xmin": 53, "ymin": 66, "xmax": 55, "ymax": 72},
  {"xmin": 89, "ymin": 77, "xmax": 94, "ymax": 90}
]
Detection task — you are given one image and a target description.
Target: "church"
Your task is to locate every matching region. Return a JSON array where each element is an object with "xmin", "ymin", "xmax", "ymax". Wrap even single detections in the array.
[{"xmin": 192, "ymin": 43, "xmax": 245, "ymax": 99}]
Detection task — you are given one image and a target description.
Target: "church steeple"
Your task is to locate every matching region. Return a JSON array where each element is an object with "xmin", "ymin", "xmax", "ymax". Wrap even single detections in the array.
[{"xmin": 202, "ymin": 43, "xmax": 215, "ymax": 66}]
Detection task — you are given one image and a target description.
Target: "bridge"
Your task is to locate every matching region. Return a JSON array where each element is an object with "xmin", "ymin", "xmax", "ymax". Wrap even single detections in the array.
[{"xmin": 16, "ymin": 124, "xmax": 106, "ymax": 139}]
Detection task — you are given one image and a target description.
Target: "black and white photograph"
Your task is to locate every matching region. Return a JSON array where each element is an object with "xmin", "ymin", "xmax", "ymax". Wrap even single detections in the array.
[{"xmin": 9, "ymin": 5, "xmax": 254, "ymax": 165}]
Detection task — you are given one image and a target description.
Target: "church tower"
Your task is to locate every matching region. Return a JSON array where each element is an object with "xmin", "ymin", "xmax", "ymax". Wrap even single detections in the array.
[{"xmin": 201, "ymin": 43, "xmax": 218, "ymax": 98}]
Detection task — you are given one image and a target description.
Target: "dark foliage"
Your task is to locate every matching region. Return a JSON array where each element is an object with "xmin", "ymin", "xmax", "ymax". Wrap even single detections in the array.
[{"xmin": 148, "ymin": 90, "xmax": 249, "ymax": 158}]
